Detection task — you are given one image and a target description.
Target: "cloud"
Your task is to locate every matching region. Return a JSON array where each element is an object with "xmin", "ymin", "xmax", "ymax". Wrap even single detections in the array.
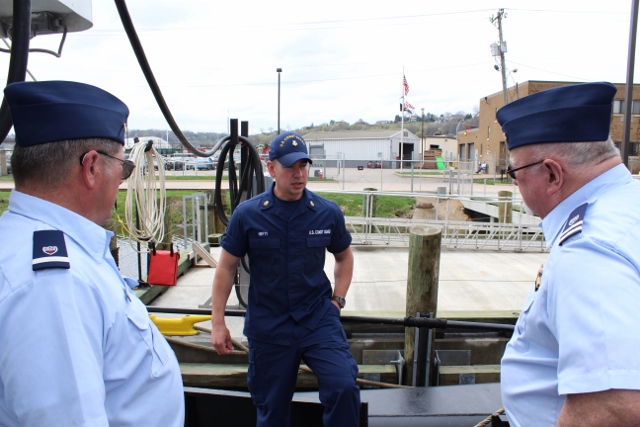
[{"xmin": 0, "ymin": 0, "xmax": 635, "ymax": 135}]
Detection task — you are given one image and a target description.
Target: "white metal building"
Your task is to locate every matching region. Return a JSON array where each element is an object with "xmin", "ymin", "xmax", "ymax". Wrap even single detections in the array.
[{"xmin": 302, "ymin": 130, "xmax": 421, "ymax": 168}]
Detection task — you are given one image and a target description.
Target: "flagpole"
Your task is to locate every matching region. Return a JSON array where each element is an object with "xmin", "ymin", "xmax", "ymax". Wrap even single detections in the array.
[{"xmin": 400, "ymin": 68, "xmax": 405, "ymax": 170}]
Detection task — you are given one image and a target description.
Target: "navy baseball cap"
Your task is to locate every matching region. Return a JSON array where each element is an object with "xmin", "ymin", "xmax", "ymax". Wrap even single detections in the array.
[
  {"xmin": 4, "ymin": 80, "xmax": 129, "ymax": 146},
  {"xmin": 496, "ymin": 82, "xmax": 617, "ymax": 150},
  {"xmin": 268, "ymin": 132, "xmax": 313, "ymax": 167}
]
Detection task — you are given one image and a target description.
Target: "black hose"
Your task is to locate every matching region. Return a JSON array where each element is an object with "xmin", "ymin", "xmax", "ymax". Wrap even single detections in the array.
[
  {"xmin": 214, "ymin": 135, "xmax": 265, "ymax": 226},
  {"xmin": 113, "ymin": 0, "xmax": 213, "ymax": 158},
  {"xmin": 114, "ymin": 0, "xmax": 268, "ymax": 308},
  {"xmin": 114, "ymin": 0, "xmax": 266, "ymax": 212},
  {"xmin": 146, "ymin": 306, "xmax": 515, "ymax": 333},
  {"xmin": 0, "ymin": 0, "xmax": 32, "ymax": 143}
]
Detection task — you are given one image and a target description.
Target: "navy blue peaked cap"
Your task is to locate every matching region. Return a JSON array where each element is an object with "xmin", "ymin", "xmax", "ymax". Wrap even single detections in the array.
[
  {"xmin": 268, "ymin": 131, "xmax": 313, "ymax": 167},
  {"xmin": 4, "ymin": 80, "xmax": 129, "ymax": 146},
  {"xmin": 496, "ymin": 82, "xmax": 617, "ymax": 150}
]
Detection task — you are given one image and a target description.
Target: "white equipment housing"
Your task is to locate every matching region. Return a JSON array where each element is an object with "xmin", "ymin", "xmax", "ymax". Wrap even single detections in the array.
[{"xmin": 0, "ymin": 0, "xmax": 92, "ymax": 38}]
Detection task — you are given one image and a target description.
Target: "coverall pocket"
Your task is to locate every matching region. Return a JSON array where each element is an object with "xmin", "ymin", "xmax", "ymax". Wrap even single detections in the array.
[{"xmin": 306, "ymin": 236, "xmax": 331, "ymax": 247}]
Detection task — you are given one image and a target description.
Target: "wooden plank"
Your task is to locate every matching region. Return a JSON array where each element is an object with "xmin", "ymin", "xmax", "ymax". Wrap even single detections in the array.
[
  {"xmin": 439, "ymin": 365, "xmax": 501, "ymax": 374},
  {"xmin": 135, "ymin": 285, "xmax": 168, "ymax": 304},
  {"xmin": 179, "ymin": 363, "xmax": 397, "ymax": 390},
  {"xmin": 438, "ymin": 364, "xmax": 501, "ymax": 386},
  {"xmin": 192, "ymin": 241, "xmax": 217, "ymax": 267}
]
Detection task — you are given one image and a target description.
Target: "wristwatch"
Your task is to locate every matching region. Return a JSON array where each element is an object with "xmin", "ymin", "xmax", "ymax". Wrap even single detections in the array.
[{"xmin": 331, "ymin": 295, "xmax": 346, "ymax": 309}]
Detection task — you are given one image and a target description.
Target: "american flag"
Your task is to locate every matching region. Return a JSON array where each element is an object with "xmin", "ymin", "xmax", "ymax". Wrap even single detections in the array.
[
  {"xmin": 404, "ymin": 101, "xmax": 415, "ymax": 110},
  {"xmin": 403, "ymin": 75, "xmax": 409, "ymax": 96}
]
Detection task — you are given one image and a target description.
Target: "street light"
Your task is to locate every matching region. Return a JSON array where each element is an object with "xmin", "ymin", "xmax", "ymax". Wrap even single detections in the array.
[
  {"xmin": 421, "ymin": 108, "xmax": 425, "ymax": 156},
  {"xmin": 276, "ymin": 68, "xmax": 282, "ymax": 134}
]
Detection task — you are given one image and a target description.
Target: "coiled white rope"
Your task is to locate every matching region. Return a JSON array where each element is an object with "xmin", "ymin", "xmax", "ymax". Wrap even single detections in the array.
[{"xmin": 122, "ymin": 142, "xmax": 167, "ymax": 247}]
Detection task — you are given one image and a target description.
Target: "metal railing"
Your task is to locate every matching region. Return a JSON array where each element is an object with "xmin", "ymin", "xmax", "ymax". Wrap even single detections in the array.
[
  {"xmin": 345, "ymin": 216, "xmax": 545, "ymax": 251},
  {"xmin": 344, "ymin": 191, "xmax": 546, "ymax": 252}
]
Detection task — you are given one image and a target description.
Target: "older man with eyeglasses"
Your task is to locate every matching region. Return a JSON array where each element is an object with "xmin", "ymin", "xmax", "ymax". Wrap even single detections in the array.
[
  {"xmin": 497, "ymin": 82, "xmax": 640, "ymax": 427},
  {"xmin": 0, "ymin": 81, "xmax": 184, "ymax": 426}
]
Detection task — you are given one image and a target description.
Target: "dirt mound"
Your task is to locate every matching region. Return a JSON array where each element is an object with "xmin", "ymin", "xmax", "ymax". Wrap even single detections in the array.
[{"xmin": 412, "ymin": 197, "xmax": 470, "ymax": 221}]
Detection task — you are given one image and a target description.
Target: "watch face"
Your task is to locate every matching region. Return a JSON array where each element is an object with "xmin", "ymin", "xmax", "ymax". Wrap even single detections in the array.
[{"xmin": 333, "ymin": 296, "xmax": 346, "ymax": 308}]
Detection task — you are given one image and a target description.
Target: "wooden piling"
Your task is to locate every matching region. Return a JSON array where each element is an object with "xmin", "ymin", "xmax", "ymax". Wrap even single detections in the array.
[
  {"xmin": 404, "ymin": 225, "xmax": 442, "ymax": 386},
  {"xmin": 0, "ymin": 151, "xmax": 6, "ymax": 175},
  {"xmin": 207, "ymin": 189, "xmax": 228, "ymax": 236}
]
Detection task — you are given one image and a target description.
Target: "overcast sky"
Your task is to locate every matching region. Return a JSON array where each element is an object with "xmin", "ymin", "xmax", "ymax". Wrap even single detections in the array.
[{"xmin": 2, "ymin": 0, "xmax": 637, "ymax": 134}]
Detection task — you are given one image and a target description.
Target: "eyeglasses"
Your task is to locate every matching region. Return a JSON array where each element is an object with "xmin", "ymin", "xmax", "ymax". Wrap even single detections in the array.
[
  {"xmin": 506, "ymin": 160, "xmax": 544, "ymax": 180},
  {"xmin": 80, "ymin": 150, "xmax": 136, "ymax": 180}
]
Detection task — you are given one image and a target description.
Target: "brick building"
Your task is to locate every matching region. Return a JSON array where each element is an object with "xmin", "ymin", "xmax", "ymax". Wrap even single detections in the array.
[{"xmin": 457, "ymin": 80, "xmax": 640, "ymax": 175}]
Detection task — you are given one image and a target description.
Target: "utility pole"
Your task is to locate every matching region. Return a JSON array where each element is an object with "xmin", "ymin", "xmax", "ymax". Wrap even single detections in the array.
[
  {"xmin": 490, "ymin": 9, "xmax": 509, "ymax": 106},
  {"xmin": 621, "ymin": 0, "xmax": 639, "ymax": 168}
]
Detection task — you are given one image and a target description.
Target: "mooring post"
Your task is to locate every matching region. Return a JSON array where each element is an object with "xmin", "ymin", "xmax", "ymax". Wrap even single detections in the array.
[{"xmin": 404, "ymin": 225, "xmax": 442, "ymax": 386}]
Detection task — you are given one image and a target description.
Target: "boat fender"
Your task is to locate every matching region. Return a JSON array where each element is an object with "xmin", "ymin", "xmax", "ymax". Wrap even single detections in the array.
[{"xmin": 149, "ymin": 314, "xmax": 211, "ymax": 336}]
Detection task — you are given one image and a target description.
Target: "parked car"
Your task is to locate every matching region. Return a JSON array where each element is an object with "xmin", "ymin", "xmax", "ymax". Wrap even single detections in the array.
[
  {"xmin": 195, "ymin": 157, "xmax": 215, "ymax": 170},
  {"xmin": 164, "ymin": 156, "xmax": 185, "ymax": 170},
  {"xmin": 367, "ymin": 160, "xmax": 382, "ymax": 168},
  {"xmin": 140, "ymin": 158, "xmax": 159, "ymax": 174}
]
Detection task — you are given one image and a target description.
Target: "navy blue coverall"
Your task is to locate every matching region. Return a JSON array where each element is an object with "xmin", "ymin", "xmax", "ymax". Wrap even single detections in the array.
[{"xmin": 221, "ymin": 184, "xmax": 361, "ymax": 426}]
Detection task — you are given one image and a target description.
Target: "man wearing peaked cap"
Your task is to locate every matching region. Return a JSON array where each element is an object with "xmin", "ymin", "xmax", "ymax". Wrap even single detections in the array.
[
  {"xmin": 268, "ymin": 131, "xmax": 313, "ymax": 167},
  {"xmin": 498, "ymin": 82, "xmax": 640, "ymax": 426},
  {"xmin": 212, "ymin": 131, "xmax": 361, "ymax": 426},
  {"xmin": 0, "ymin": 81, "xmax": 184, "ymax": 426}
]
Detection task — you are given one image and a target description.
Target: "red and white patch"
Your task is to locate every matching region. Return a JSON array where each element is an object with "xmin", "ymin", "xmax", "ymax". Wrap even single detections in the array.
[{"xmin": 42, "ymin": 246, "xmax": 58, "ymax": 256}]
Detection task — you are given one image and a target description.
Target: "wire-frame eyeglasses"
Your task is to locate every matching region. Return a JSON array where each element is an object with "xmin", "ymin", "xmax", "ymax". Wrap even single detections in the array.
[
  {"xmin": 80, "ymin": 150, "xmax": 136, "ymax": 180},
  {"xmin": 506, "ymin": 160, "xmax": 544, "ymax": 180}
]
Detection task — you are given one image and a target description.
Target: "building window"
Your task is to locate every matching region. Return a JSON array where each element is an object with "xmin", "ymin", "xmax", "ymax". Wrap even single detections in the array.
[
  {"xmin": 613, "ymin": 100, "xmax": 640, "ymax": 114},
  {"xmin": 487, "ymin": 126, "xmax": 491, "ymax": 139},
  {"xmin": 613, "ymin": 100, "xmax": 624, "ymax": 114}
]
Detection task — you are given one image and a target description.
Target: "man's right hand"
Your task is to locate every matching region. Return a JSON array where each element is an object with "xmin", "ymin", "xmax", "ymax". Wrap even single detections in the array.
[{"xmin": 211, "ymin": 323, "xmax": 234, "ymax": 355}]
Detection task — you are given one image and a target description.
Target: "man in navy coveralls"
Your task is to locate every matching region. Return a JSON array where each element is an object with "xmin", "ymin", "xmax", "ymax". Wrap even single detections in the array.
[{"xmin": 211, "ymin": 131, "xmax": 361, "ymax": 426}]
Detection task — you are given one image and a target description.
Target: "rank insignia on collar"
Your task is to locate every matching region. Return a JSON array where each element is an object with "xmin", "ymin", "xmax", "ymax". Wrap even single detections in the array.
[
  {"xmin": 32, "ymin": 230, "xmax": 70, "ymax": 271},
  {"xmin": 535, "ymin": 264, "xmax": 543, "ymax": 291},
  {"xmin": 558, "ymin": 203, "xmax": 587, "ymax": 246}
]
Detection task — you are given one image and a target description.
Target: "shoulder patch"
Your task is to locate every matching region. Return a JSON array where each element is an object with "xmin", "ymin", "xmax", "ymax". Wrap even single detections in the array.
[
  {"xmin": 32, "ymin": 230, "xmax": 70, "ymax": 271},
  {"xmin": 558, "ymin": 203, "xmax": 587, "ymax": 246}
]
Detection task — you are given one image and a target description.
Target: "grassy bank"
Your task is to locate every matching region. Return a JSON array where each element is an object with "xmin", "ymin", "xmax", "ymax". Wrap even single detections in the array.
[{"xmin": 0, "ymin": 189, "xmax": 415, "ymax": 223}]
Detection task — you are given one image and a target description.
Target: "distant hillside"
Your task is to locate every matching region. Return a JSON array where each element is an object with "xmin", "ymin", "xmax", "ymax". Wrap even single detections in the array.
[{"xmin": 130, "ymin": 113, "xmax": 479, "ymax": 150}]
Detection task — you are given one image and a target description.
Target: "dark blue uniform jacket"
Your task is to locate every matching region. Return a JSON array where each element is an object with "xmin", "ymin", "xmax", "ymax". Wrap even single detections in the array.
[{"xmin": 220, "ymin": 185, "xmax": 352, "ymax": 345}]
